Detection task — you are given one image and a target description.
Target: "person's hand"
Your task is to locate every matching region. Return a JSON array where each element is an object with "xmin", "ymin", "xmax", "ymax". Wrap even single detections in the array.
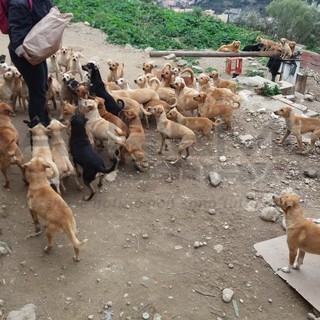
[{"xmin": 15, "ymin": 45, "xmax": 26, "ymax": 57}]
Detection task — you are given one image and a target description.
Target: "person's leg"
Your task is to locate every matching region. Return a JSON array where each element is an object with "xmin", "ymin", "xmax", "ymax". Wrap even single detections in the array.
[{"xmin": 9, "ymin": 50, "xmax": 50, "ymax": 126}]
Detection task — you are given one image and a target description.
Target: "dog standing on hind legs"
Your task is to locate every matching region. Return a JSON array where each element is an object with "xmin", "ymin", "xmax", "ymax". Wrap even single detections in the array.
[
  {"xmin": 23, "ymin": 157, "xmax": 87, "ymax": 262},
  {"xmin": 69, "ymin": 113, "xmax": 119, "ymax": 201}
]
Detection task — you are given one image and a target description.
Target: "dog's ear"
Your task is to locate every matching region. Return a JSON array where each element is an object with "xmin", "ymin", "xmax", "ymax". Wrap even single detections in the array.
[{"xmin": 282, "ymin": 194, "xmax": 300, "ymax": 208}]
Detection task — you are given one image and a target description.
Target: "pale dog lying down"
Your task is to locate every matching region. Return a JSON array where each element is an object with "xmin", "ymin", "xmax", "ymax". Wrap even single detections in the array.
[
  {"xmin": 23, "ymin": 157, "xmax": 87, "ymax": 262},
  {"xmin": 147, "ymin": 105, "xmax": 200, "ymax": 164}
]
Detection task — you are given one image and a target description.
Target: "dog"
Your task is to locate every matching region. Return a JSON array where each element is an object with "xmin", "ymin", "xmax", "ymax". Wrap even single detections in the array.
[
  {"xmin": 142, "ymin": 61, "xmax": 167, "ymax": 80},
  {"xmin": 95, "ymin": 96, "xmax": 128, "ymax": 137},
  {"xmin": 196, "ymin": 73, "xmax": 242, "ymax": 107},
  {"xmin": 0, "ymin": 54, "xmax": 5, "ymax": 63},
  {"xmin": 273, "ymin": 193, "xmax": 320, "ymax": 273},
  {"xmin": 178, "ymin": 67, "xmax": 196, "ymax": 88},
  {"xmin": 23, "ymin": 157, "xmax": 87, "ymax": 261},
  {"xmin": 107, "ymin": 59, "xmax": 124, "ymax": 82},
  {"xmin": 29, "ymin": 123, "xmax": 61, "ymax": 194},
  {"xmin": 0, "ymin": 62, "xmax": 9, "ymax": 75},
  {"xmin": 116, "ymin": 108, "xmax": 148, "ymax": 171},
  {"xmin": 134, "ymin": 74, "xmax": 176, "ymax": 104},
  {"xmin": 0, "ymin": 70, "xmax": 15, "ymax": 104},
  {"xmin": 209, "ymin": 70, "xmax": 237, "ymax": 93},
  {"xmin": 242, "ymin": 43, "xmax": 263, "ymax": 52},
  {"xmin": 69, "ymin": 113, "xmax": 119, "ymax": 201},
  {"xmin": 68, "ymin": 52, "xmax": 84, "ymax": 80},
  {"xmin": 274, "ymin": 106, "xmax": 320, "ymax": 154},
  {"xmin": 47, "ymin": 53, "xmax": 60, "ymax": 80},
  {"xmin": 60, "ymin": 72, "xmax": 77, "ymax": 104},
  {"xmin": 217, "ymin": 40, "xmax": 241, "ymax": 53},
  {"xmin": 46, "ymin": 119, "xmax": 82, "ymax": 191},
  {"xmin": 0, "ymin": 102, "xmax": 25, "ymax": 188},
  {"xmin": 147, "ymin": 105, "xmax": 199, "ymax": 164},
  {"xmin": 256, "ymin": 37, "xmax": 280, "ymax": 52},
  {"xmin": 46, "ymin": 73, "xmax": 61, "ymax": 111},
  {"xmin": 82, "ymin": 61, "xmax": 123, "ymax": 116},
  {"xmin": 170, "ymin": 77, "xmax": 199, "ymax": 115},
  {"xmin": 79, "ymin": 97, "xmax": 126, "ymax": 160},
  {"xmin": 193, "ymin": 91, "xmax": 239, "ymax": 130},
  {"xmin": 166, "ymin": 107, "xmax": 221, "ymax": 138},
  {"xmin": 57, "ymin": 47, "xmax": 72, "ymax": 72},
  {"xmin": 279, "ymin": 38, "xmax": 293, "ymax": 59}
]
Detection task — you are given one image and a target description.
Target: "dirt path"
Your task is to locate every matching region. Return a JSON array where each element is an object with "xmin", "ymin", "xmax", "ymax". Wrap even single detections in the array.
[{"xmin": 0, "ymin": 22, "xmax": 320, "ymax": 320}]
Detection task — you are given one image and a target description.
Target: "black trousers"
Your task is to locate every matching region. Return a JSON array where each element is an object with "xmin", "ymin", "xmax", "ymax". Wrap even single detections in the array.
[{"xmin": 10, "ymin": 49, "xmax": 50, "ymax": 126}]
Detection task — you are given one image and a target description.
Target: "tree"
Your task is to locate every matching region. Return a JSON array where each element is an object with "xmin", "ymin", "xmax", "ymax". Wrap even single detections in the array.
[{"xmin": 266, "ymin": 0, "xmax": 320, "ymax": 49}]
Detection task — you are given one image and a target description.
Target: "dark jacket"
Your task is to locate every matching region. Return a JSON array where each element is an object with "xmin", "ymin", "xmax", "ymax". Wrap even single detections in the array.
[{"xmin": 8, "ymin": 0, "xmax": 53, "ymax": 51}]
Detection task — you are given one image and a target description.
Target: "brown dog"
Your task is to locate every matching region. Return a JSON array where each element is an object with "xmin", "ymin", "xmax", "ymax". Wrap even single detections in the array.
[
  {"xmin": 23, "ymin": 157, "xmax": 87, "ymax": 261},
  {"xmin": 196, "ymin": 73, "xmax": 241, "ymax": 107},
  {"xmin": 273, "ymin": 193, "xmax": 320, "ymax": 273},
  {"xmin": 107, "ymin": 59, "xmax": 124, "ymax": 82},
  {"xmin": 217, "ymin": 40, "xmax": 241, "ymax": 53},
  {"xmin": 166, "ymin": 107, "xmax": 220, "ymax": 138},
  {"xmin": 274, "ymin": 105, "xmax": 320, "ymax": 154},
  {"xmin": 116, "ymin": 108, "xmax": 148, "ymax": 171},
  {"xmin": 193, "ymin": 92, "xmax": 239, "ymax": 130},
  {"xmin": 209, "ymin": 70, "xmax": 237, "ymax": 93},
  {"xmin": 0, "ymin": 102, "xmax": 25, "ymax": 188},
  {"xmin": 256, "ymin": 37, "xmax": 279, "ymax": 51},
  {"xmin": 147, "ymin": 105, "xmax": 199, "ymax": 164}
]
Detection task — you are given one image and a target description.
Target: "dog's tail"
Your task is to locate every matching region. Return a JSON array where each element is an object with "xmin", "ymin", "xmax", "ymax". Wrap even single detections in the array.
[
  {"xmin": 149, "ymin": 77, "xmax": 160, "ymax": 91},
  {"xmin": 66, "ymin": 223, "xmax": 88, "ymax": 249},
  {"xmin": 233, "ymin": 90, "xmax": 249, "ymax": 109}
]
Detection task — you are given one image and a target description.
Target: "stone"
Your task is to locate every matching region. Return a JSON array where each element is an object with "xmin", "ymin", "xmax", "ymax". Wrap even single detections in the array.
[
  {"xmin": 238, "ymin": 134, "xmax": 254, "ymax": 144},
  {"xmin": 214, "ymin": 244, "xmax": 223, "ymax": 253},
  {"xmin": 260, "ymin": 206, "xmax": 280, "ymax": 222},
  {"xmin": 209, "ymin": 172, "xmax": 222, "ymax": 187},
  {"xmin": 7, "ymin": 304, "xmax": 37, "ymax": 320},
  {"xmin": 304, "ymin": 168, "xmax": 318, "ymax": 178},
  {"xmin": 222, "ymin": 288, "xmax": 234, "ymax": 302}
]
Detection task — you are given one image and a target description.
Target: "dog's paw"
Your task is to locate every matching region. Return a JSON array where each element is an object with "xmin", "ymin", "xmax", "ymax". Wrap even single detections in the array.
[
  {"xmin": 44, "ymin": 245, "xmax": 52, "ymax": 253},
  {"xmin": 293, "ymin": 263, "xmax": 301, "ymax": 270},
  {"xmin": 281, "ymin": 266, "xmax": 291, "ymax": 273},
  {"xmin": 73, "ymin": 256, "xmax": 80, "ymax": 262}
]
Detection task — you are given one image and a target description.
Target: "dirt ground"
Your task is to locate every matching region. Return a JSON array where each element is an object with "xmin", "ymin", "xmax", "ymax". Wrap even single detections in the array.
[{"xmin": 0, "ymin": 23, "xmax": 320, "ymax": 320}]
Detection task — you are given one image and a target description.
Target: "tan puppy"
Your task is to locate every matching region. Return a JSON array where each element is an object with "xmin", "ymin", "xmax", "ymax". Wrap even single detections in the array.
[
  {"xmin": 147, "ymin": 105, "xmax": 198, "ymax": 164},
  {"xmin": 30, "ymin": 123, "xmax": 60, "ymax": 194},
  {"xmin": 9, "ymin": 66, "xmax": 23, "ymax": 112},
  {"xmin": 79, "ymin": 98, "xmax": 126, "ymax": 159},
  {"xmin": 116, "ymin": 108, "xmax": 148, "ymax": 171},
  {"xmin": 288, "ymin": 40, "xmax": 297, "ymax": 54},
  {"xmin": 23, "ymin": 157, "xmax": 87, "ymax": 261},
  {"xmin": 170, "ymin": 77, "xmax": 199, "ymax": 115},
  {"xmin": 46, "ymin": 53, "xmax": 60, "ymax": 80},
  {"xmin": 279, "ymin": 38, "xmax": 293, "ymax": 59},
  {"xmin": 110, "ymin": 82, "xmax": 159, "ymax": 105},
  {"xmin": 0, "ymin": 70, "xmax": 15, "ymax": 104},
  {"xmin": 273, "ymin": 193, "xmax": 320, "ymax": 273},
  {"xmin": 57, "ymin": 47, "xmax": 72, "ymax": 72},
  {"xmin": 46, "ymin": 119, "xmax": 82, "ymax": 191},
  {"xmin": 142, "ymin": 61, "xmax": 168, "ymax": 80},
  {"xmin": 193, "ymin": 92, "xmax": 239, "ymax": 130},
  {"xmin": 160, "ymin": 63, "xmax": 175, "ymax": 87},
  {"xmin": 68, "ymin": 52, "xmax": 84, "ymax": 80},
  {"xmin": 209, "ymin": 70, "xmax": 237, "ymax": 93},
  {"xmin": 196, "ymin": 73, "xmax": 241, "ymax": 107},
  {"xmin": 95, "ymin": 96, "xmax": 128, "ymax": 137},
  {"xmin": 107, "ymin": 59, "xmax": 124, "ymax": 82},
  {"xmin": 217, "ymin": 40, "xmax": 241, "ymax": 53},
  {"xmin": 256, "ymin": 37, "xmax": 279, "ymax": 51},
  {"xmin": 46, "ymin": 73, "xmax": 61, "ymax": 111},
  {"xmin": 59, "ymin": 100, "xmax": 76, "ymax": 122},
  {"xmin": 274, "ymin": 105, "xmax": 320, "ymax": 154},
  {"xmin": 134, "ymin": 74, "xmax": 176, "ymax": 104},
  {"xmin": 166, "ymin": 107, "xmax": 220, "ymax": 138},
  {"xmin": 0, "ymin": 102, "xmax": 25, "ymax": 188}
]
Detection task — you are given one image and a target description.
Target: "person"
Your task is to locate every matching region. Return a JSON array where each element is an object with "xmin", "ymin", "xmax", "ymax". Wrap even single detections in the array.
[{"xmin": 7, "ymin": 0, "xmax": 54, "ymax": 127}]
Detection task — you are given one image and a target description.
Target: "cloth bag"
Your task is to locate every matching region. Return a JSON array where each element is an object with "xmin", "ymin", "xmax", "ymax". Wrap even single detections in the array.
[{"xmin": 23, "ymin": 6, "xmax": 73, "ymax": 65}]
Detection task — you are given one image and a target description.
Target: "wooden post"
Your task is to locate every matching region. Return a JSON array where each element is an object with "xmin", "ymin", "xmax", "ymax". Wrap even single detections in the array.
[
  {"xmin": 295, "ymin": 73, "xmax": 308, "ymax": 94},
  {"xmin": 149, "ymin": 50, "xmax": 280, "ymax": 58}
]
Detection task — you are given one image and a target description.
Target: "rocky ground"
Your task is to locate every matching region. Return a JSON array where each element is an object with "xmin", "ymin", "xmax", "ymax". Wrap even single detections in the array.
[{"xmin": 0, "ymin": 22, "xmax": 320, "ymax": 320}]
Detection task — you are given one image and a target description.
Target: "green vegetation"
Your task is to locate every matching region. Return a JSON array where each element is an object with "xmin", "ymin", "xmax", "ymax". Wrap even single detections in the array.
[
  {"xmin": 261, "ymin": 82, "xmax": 282, "ymax": 96},
  {"xmin": 53, "ymin": 0, "xmax": 259, "ymax": 50}
]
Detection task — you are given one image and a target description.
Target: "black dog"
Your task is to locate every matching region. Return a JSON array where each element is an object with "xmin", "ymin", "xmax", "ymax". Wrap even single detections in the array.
[
  {"xmin": 69, "ymin": 113, "xmax": 119, "ymax": 201},
  {"xmin": 81, "ymin": 62, "xmax": 123, "ymax": 116},
  {"xmin": 242, "ymin": 43, "xmax": 263, "ymax": 52}
]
